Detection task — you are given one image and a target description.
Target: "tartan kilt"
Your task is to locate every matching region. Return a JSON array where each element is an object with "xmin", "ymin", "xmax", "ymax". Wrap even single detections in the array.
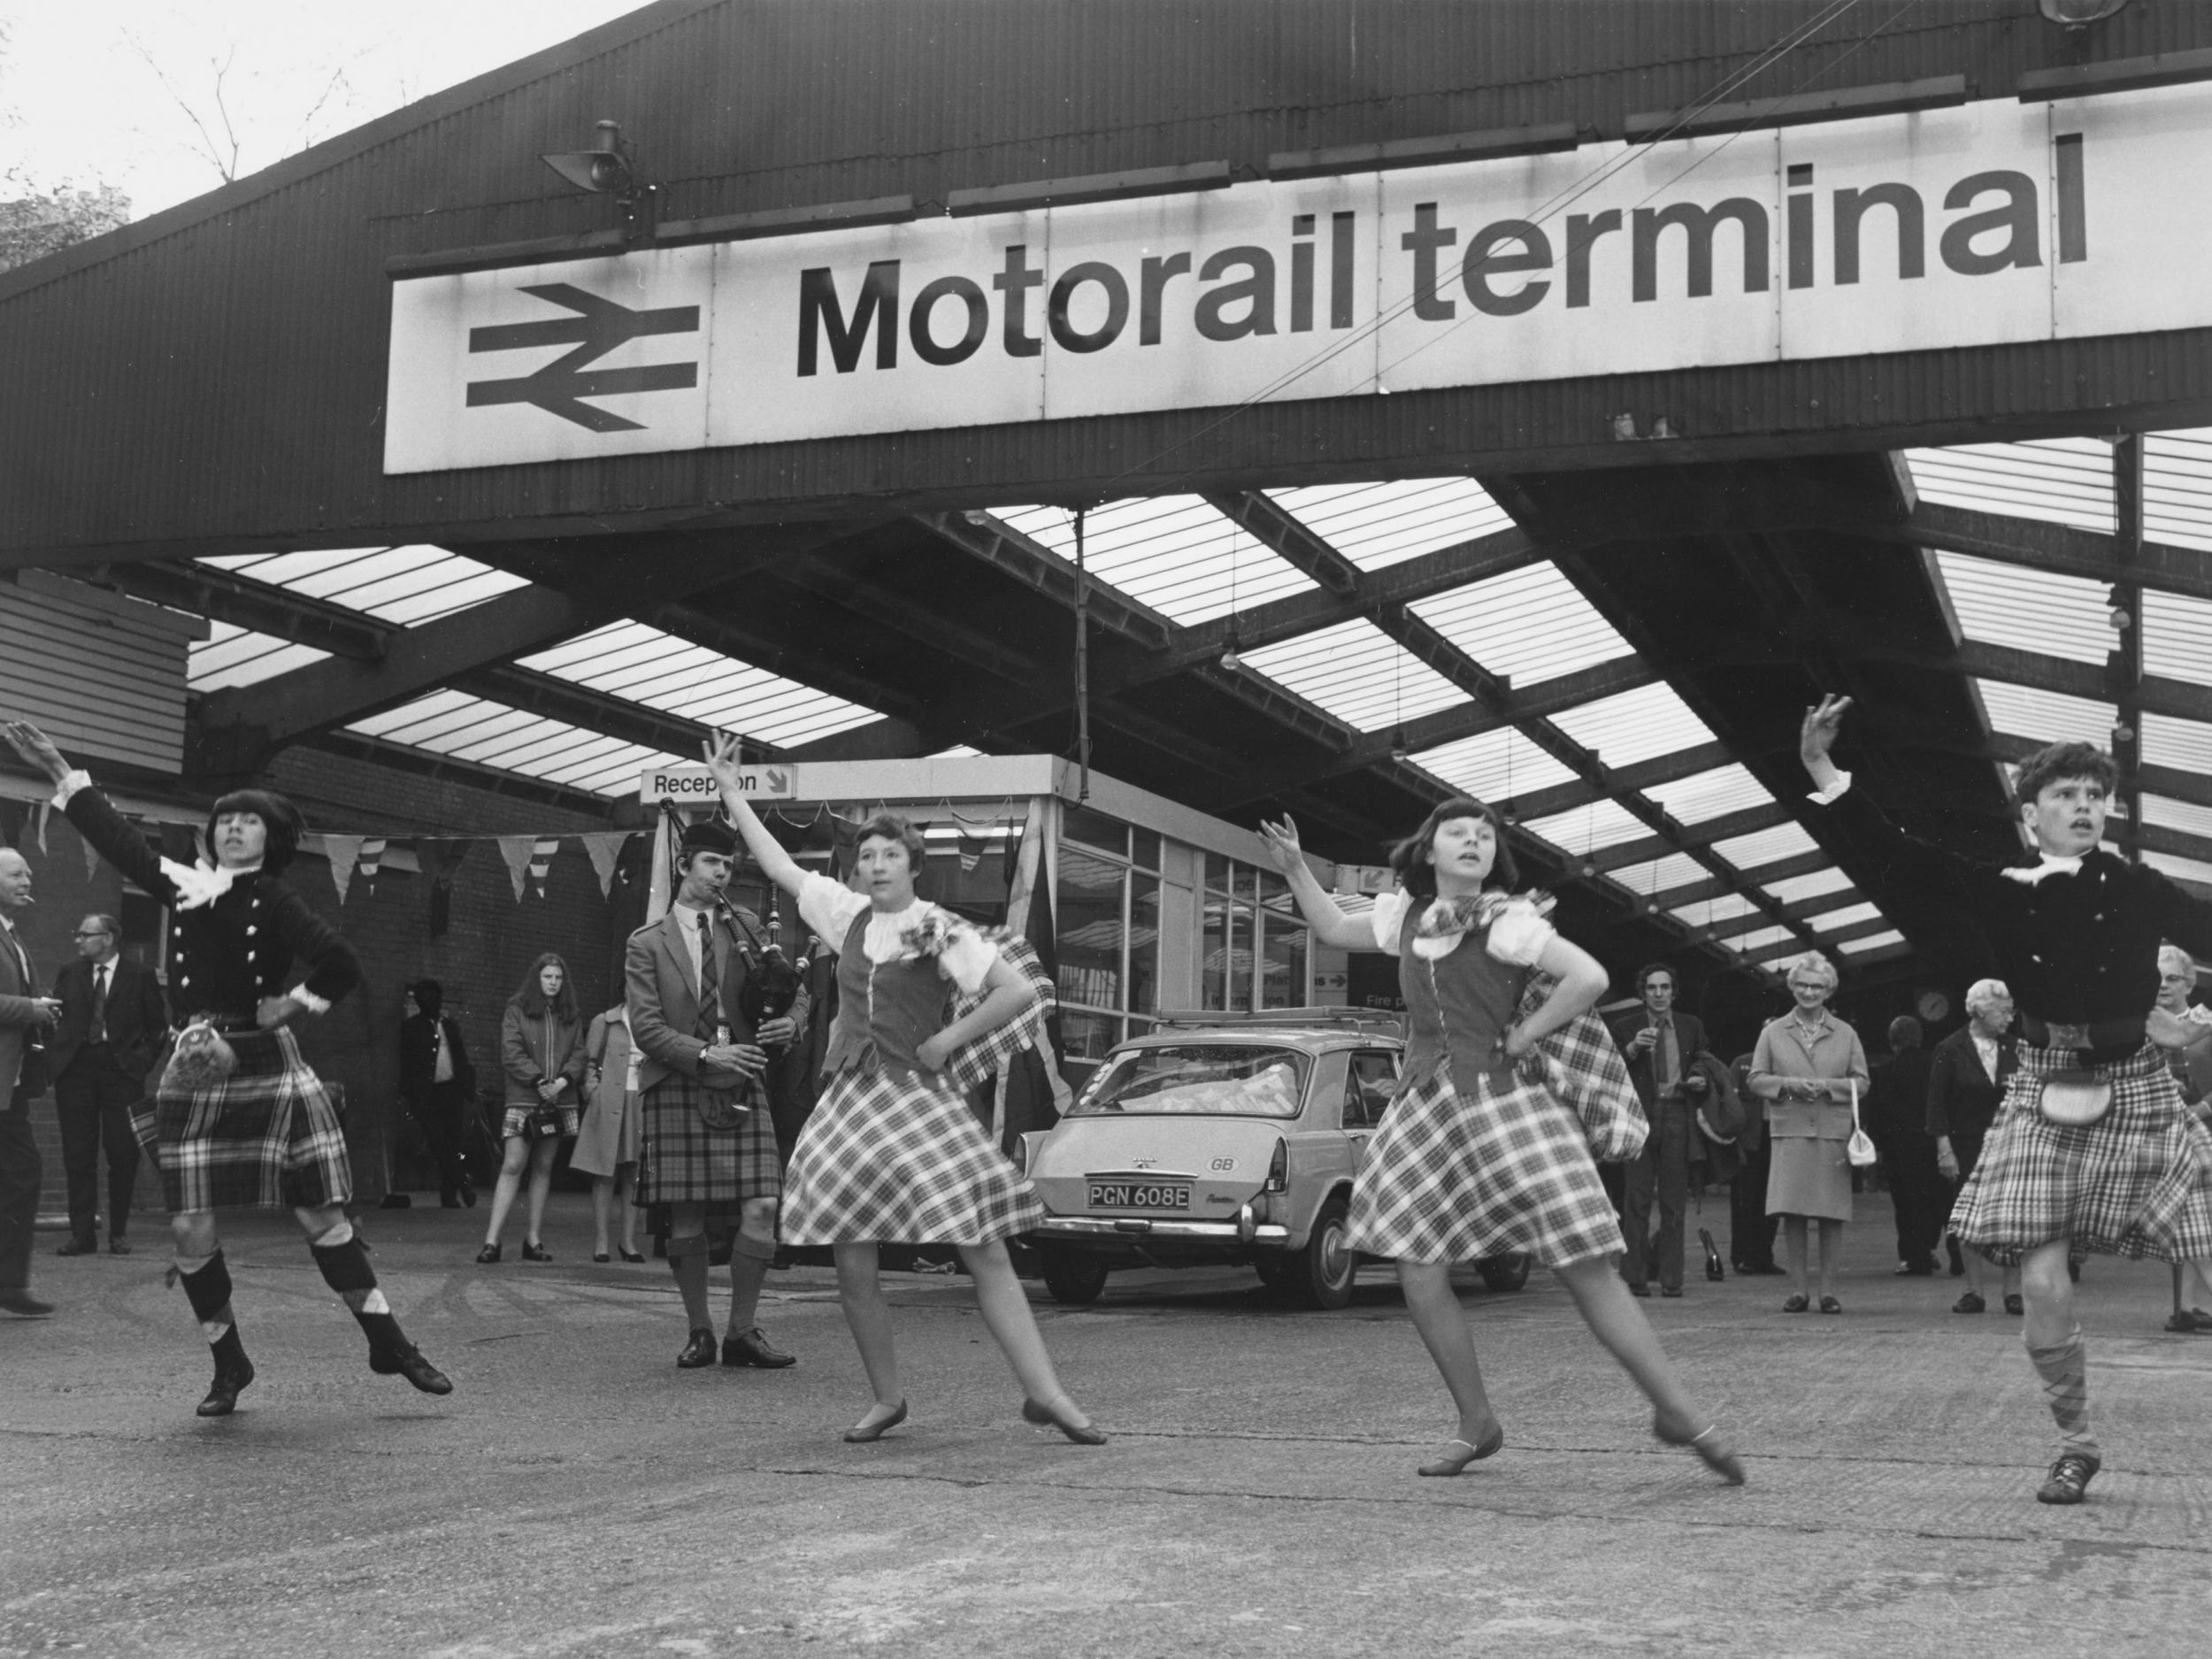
[
  {"xmin": 780, "ymin": 1064, "xmax": 1045, "ymax": 1246},
  {"xmin": 1951, "ymin": 1041, "xmax": 2212, "ymax": 1266},
  {"xmin": 633, "ymin": 1073, "xmax": 781, "ymax": 1209},
  {"xmin": 1347, "ymin": 1057, "xmax": 1624, "ymax": 1269},
  {"xmin": 128, "ymin": 1026, "xmax": 352, "ymax": 1213}
]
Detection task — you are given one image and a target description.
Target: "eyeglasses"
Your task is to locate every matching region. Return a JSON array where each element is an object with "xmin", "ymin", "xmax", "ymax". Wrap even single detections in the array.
[{"xmin": 73, "ymin": 930, "xmax": 114, "ymax": 940}]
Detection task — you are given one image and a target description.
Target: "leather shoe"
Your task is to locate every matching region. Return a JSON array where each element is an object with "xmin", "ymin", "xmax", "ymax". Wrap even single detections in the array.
[
  {"xmin": 1954, "ymin": 1291, "xmax": 1986, "ymax": 1313},
  {"xmin": 2004, "ymin": 1293, "xmax": 2025, "ymax": 1316},
  {"xmin": 370, "ymin": 1343, "xmax": 453, "ymax": 1395},
  {"xmin": 56, "ymin": 1237, "xmax": 96, "ymax": 1257},
  {"xmin": 1894, "ymin": 1259, "xmax": 1934, "ymax": 1277},
  {"xmin": 108, "ymin": 1239, "xmax": 131, "ymax": 1256},
  {"xmin": 0, "ymin": 1289, "xmax": 56, "ymax": 1317},
  {"xmin": 1659, "ymin": 1286, "xmax": 1684, "ymax": 1298},
  {"xmin": 721, "ymin": 1327, "xmax": 796, "ymax": 1369},
  {"xmin": 474, "ymin": 1242, "xmax": 501, "ymax": 1264},
  {"xmin": 1625, "ymin": 1282, "xmax": 1651, "ymax": 1298},
  {"xmin": 2036, "ymin": 1450, "xmax": 2100, "ymax": 1505},
  {"xmin": 520, "ymin": 1240, "xmax": 552, "ymax": 1263},
  {"xmin": 1740, "ymin": 1263, "xmax": 1788, "ymax": 1276},
  {"xmin": 197, "ymin": 1356, "xmax": 255, "ymax": 1417},
  {"xmin": 676, "ymin": 1327, "xmax": 718, "ymax": 1369}
]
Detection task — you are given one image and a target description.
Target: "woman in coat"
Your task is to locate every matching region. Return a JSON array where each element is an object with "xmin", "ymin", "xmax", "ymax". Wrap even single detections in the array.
[
  {"xmin": 478, "ymin": 954, "xmax": 586, "ymax": 1263},
  {"xmin": 572, "ymin": 1002, "xmax": 644, "ymax": 1263},
  {"xmin": 1747, "ymin": 952, "xmax": 1870, "ymax": 1314}
]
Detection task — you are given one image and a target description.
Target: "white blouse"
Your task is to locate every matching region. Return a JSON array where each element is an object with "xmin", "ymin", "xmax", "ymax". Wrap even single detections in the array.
[
  {"xmin": 1369, "ymin": 889, "xmax": 1555, "ymax": 966},
  {"xmin": 796, "ymin": 872, "xmax": 996, "ymax": 995}
]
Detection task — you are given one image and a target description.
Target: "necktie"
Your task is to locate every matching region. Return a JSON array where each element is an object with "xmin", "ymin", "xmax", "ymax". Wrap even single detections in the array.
[
  {"xmin": 1655, "ymin": 1018, "xmax": 1676, "ymax": 1087},
  {"xmin": 91, "ymin": 964, "xmax": 110, "ymax": 1044},
  {"xmin": 695, "ymin": 910, "xmax": 720, "ymax": 1041}
]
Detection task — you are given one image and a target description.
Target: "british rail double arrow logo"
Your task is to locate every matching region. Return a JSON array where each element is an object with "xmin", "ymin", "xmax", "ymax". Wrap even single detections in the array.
[{"xmin": 465, "ymin": 283, "xmax": 700, "ymax": 432}]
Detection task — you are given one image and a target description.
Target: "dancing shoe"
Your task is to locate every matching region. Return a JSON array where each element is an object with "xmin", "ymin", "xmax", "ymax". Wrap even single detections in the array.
[
  {"xmin": 2035, "ymin": 1451, "xmax": 2100, "ymax": 1505},
  {"xmin": 196, "ymin": 1355, "xmax": 256, "ymax": 1417},
  {"xmin": 474, "ymin": 1243, "xmax": 501, "ymax": 1264},
  {"xmin": 676, "ymin": 1328, "xmax": 719, "ymax": 1369},
  {"xmin": 2004, "ymin": 1293, "xmax": 2025, "ymax": 1316},
  {"xmin": 721, "ymin": 1327, "xmax": 796, "ymax": 1368},
  {"xmin": 1781, "ymin": 1294, "xmax": 1809, "ymax": 1313},
  {"xmin": 108, "ymin": 1238, "xmax": 131, "ymax": 1256},
  {"xmin": 56, "ymin": 1236, "xmax": 96, "ymax": 1256},
  {"xmin": 2162, "ymin": 1307, "xmax": 2212, "ymax": 1333},
  {"xmin": 1021, "ymin": 1396, "xmax": 1108, "ymax": 1446},
  {"xmin": 843, "ymin": 1400, "xmax": 909, "ymax": 1442},
  {"xmin": 1654, "ymin": 1416, "xmax": 1747, "ymax": 1486},
  {"xmin": 0, "ymin": 1289, "xmax": 55, "ymax": 1317},
  {"xmin": 1819, "ymin": 1295, "xmax": 1843, "ymax": 1315},
  {"xmin": 1416, "ymin": 1423, "xmax": 1504, "ymax": 1477},
  {"xmin": 520, "ymin": 1240, "xmax": 553, "ymax": 1263},
  {"xmin": 1953, "ymin": 1291, "xmax": 1986, "ymax": 1313},
  {"xmin": 371, "ymin": 1343, "xmax": 454, "ymax": 1395}
]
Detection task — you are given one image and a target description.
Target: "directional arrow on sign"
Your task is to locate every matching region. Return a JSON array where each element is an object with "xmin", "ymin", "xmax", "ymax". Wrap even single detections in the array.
[{"xmin": 465, "ymin": 283, "xmax": 701, "ymax": 433}]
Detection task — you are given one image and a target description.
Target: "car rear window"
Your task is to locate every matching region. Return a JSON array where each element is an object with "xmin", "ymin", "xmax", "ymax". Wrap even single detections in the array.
[{"xmin": 1069, "ymin": 1044, "xmax": 1310, "ymax": 1118}]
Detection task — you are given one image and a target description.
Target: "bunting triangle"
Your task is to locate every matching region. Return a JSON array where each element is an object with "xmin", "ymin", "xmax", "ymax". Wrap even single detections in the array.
[
  {"xmin": 325, "ymin": 835, "xmax": 365, "ymax": 905},
  {"xmin": 580, "ymin": 832, "xmax": 631, "ymax": 897},
  {"xmin": 357, "ymin": 836, "xmax": 388, "ymax": 895},
  {"xmin": 527, "ymin": 836, "xmax": 561, "ymax": 898},
  {"xmin": 496, "ymin": 835, "xmax": 535, "ymax": 902}
]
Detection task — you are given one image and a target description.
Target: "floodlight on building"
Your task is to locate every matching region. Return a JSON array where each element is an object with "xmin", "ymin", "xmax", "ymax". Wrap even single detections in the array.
[
  {"xmin": 543, "ymin": 120, "xmax": 634, "ymax": 195},
  {"xmin": 2037, "ymin": 0, "xmax": 2129, "ymax": 31}
]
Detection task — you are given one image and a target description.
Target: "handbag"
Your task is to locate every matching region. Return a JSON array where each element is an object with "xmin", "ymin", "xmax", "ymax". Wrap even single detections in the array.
[
  {"xmin": 2036, "ymin": 1067, "xmax": 2112, "ymax": 1127},
  {"xmin": 161, "ymin": 1018, "xmax": 239, "ymax": 1094},
  {"xmin": 1845, "ymin": 1079, "xmax": 1878, "ymax": 1169},
  {"xmin": 521, "ymin": 1102, "xmax": 565, "ymax": 1141}
]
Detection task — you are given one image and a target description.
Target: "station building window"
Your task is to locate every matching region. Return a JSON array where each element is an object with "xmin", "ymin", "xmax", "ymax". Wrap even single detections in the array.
[{"xmin": 1056, "ymin": 805, "xmax": 1162, "ymax": 1062}]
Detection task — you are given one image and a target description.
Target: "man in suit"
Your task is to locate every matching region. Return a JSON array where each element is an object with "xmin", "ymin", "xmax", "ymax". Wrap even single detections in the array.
[
  {"xmin": 0, "ymin": 848, "xmax": 59, "ymax": 1316},
  {"xmin": 627, "ymin": 818, "xmax": 804, "ymax": 1371},
  {"xmin": 398, "ymin": 979, "xmax": 476, "ymax": 1208},
  {"xmin": 1607, "ymin": 963, "xmax": 1711, "ymax": 1298},
  {"xmin": 1865, "ymin": 1015, "xmax": 1944, "ymax": 1278},
  {"xmin": 48, "ymin": 912, "xmax": 166, "ymax": 1255}
]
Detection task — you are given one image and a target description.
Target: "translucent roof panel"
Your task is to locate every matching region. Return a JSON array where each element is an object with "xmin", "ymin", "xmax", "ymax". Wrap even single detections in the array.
[
  {"xmin": 1237, "ymin": 619, "xmax": 1464, "ymax": 733},
  {"xmin": 2143, "ymin": 712, "xmax": 2212, "ymax": 774},
  {"xmin": 2142, "ymin": 588, "xmax": 2212, "ymax": 688},
  {"xmin": 1524, "ymin": 797, "xmax": 1649, "ymax": 855},
  {"xmin": 988, "ymin": 498, "xmax": 1315, "ymax": 625},
  {"xmin": 1409, "ymin": 563, "xmax": 1634, "ymax": 688},
  {"xmin": 1811, "ymin": 900, "xmax": 1886, "ymax": 932},
  {"xmin": 1839, "ymin": 929, "xmax": 1909, "ymax": 955},
  {"xmin": 1667, "ymin": 893, "xmax": 1763, "ymax": 930},
  {"xmin": 1642, "ymin": 764, "xmax": 1775, "ymax": 826},
  {"xmin": 1933, "ymin": 552, "xmax": 2111, "ymax": 665},
  {"xmin": 1904, "ymin": 439, "xmax": 2114, "ymax": 534},
  {"xmin": 2140, "ymin": 794, "xmax": 2212, "ymax": 841},
  {"xmin": 1614, "ymin": 852, "xmax": 1709, "ymax": 895},
  {"xmin": 1264, "ymin": 478, "xmax": 1513, "ymax": 571},
  {"xmin": 1710, "ymin": 821, "xmax": 1820, "ymax": 868},
  {"xmin": 1976, "ymin": 680, "xmax": 2114, "ymax": 746},
  {"xmin": 1759, "ymin": 867, "xmax": 1856, "ymax": 906},
  {"xmin": 1727, "ymin": 925, "xmax": 1799, "ymax": 954},
  {"xmin": 200, "ymin": 546, "xmax": 532, "ymax": 626},
  {"xmin": 518, "ymin": 622, "xmax": 882, "ymax": 749},
  {"xmin": 188, "ymin": 625, "xmax": 330, "ymax": 691},
  {"xmin": 2144, "ymin": 429, "xmax": 2212, "ymax": 554},
  {"xmin": 349, "ymin": 691, "xmax": 685, "ymax": 796},
  {"xmin": 1409, "ymin": 726, "xmax": 1579, "ymax": 803},
  {"xmin": 1548, "ymin": 682, "xmax": 1717, "ymax": 769}
]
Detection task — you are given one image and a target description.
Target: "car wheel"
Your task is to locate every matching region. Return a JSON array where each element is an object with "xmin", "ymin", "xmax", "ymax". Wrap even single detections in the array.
[
  {"xmin": 1040, "ymin": 1247, "xmax": 1110, "ymax": 1306},
  {"xmin": 1478, "ymin": 1251, "xmax": 1532, "ymax": 1294},
  {"xmin": 1294, "ymin": 1198, "xmax": 1358, "ymax": 1310}
]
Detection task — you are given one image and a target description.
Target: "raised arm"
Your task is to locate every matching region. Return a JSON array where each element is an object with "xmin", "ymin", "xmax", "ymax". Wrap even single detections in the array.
[
  {"xmin": 703, "ymin": 732, "xmax": 805, "ymax": 897},
  {"xmin": 4, "ymin": 720, "xmax": 172, "ymax": 900},
  {"xmin": 1256, "ymin": 816, "xmax": 1376, "ymax": 951},
  {"xmin": 1799, "ymin": 695, "xmax": 1990, "ymax": 898}
]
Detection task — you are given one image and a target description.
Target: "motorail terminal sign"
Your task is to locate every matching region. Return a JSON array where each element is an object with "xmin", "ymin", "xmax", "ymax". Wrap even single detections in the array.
[{"xmin": 386, "ymin": 82, "xmax": 2212, "ymax": 473}]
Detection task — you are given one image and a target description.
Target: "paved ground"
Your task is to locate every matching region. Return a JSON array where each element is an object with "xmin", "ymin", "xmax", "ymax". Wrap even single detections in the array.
[{"xmin": 3, "ymin": 1194, "xmax": 2208, "ymax": 1658}]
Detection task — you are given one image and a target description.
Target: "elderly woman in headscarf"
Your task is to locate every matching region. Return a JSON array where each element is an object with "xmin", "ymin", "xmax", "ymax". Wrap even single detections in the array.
[{"xmin": 1748, "ymin": 951, "xmax": 1870, "ymax": 1314}]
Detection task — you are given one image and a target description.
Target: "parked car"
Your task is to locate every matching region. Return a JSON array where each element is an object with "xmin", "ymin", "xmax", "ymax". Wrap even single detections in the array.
[{"xmin": 1020, "ymin": 1008, "xmax": 1532, "ymax": 1310}]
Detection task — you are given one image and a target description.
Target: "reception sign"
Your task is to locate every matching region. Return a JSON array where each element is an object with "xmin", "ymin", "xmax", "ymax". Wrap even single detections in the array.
[{"xmin": 386, "ymin": 81, "xmax": 2212, "ymax": 473}]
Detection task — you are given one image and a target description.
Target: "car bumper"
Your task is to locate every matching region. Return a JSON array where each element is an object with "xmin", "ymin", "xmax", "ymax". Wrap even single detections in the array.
[{"xmin": 1032, "ymin": 1203, "xmax": 1289, "ymax": 1246}]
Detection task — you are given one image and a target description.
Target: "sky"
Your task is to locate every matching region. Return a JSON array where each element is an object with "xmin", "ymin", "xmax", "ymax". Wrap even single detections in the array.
[{"xmin": 2, "ymin": 1, "xmax": 649, "ymax": 218}]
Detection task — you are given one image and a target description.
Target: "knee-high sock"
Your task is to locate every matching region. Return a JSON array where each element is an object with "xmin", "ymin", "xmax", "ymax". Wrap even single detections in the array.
[
  {"xmin": 2026, "ymin": 1322, "xmax": 2099, "ymax": 1457},
  {"xmin": 178, "ymin": 1250, "xmax": 249, "ymax": 1372},
  {"xmin": 667, "ymin": 1232, "xmax": 712, "ymax": 1332},
  {"xmin": 726, "ymin": 1233, "xmax": 774, "ymax": 1335},
  {"xmin": 309, "ymin": 1220, "xmax": 407, "ymax": 1355}
]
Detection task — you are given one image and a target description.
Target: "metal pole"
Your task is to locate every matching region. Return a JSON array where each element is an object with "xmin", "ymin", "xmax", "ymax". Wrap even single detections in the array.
[
  {"xmin": 1074, "ymin": 504, "xmax": 1092, "ymax": 803},
  {"xmin": 2111, "ymin": 434, "xmax": 2145, "ymax": 860}
]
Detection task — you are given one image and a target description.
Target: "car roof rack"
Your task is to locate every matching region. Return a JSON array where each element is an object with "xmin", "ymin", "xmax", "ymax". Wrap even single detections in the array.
[{"xmin": 1151, "ymin": 1006, "xmax": 1404, "ymax": 1036}]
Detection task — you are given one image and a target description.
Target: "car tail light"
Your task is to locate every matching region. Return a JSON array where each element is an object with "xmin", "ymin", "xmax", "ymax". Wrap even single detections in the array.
[{"xmin": 1263, "ymin": 1137, "xmax": 1287, "ymax": 1194}]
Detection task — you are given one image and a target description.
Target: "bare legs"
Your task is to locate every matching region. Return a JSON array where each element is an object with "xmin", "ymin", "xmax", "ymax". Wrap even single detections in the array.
[
  {"xmin": 521, "ymin": 1140, "xmax": 557, "ymax": 1247},
  {"xmin": 1959, "ymin": 1241, "xmax": 2021, "ymax": 1303},
  {"xmin": 1816, "ymin": 1218, "xmax": 1844, "ymax": 1303},
  {"xmin": 1552, "ymin": 1256, "xmax": 1703, "ymax": 1429},
  {"xmin": 1781, "ymin": 1216, "xmax": 1809, "ymax": 1300},
  {"xmin": 482, "ymin": 1136, "xmax": 529, "ymax": 1247},
  {"xmin": 833, "ymin": 1242, "xmax": 902, "ymax": 1430},
  {"xmin": 1398, "ymin": 1260, "xmax": 1501, "ymax": 1448}
]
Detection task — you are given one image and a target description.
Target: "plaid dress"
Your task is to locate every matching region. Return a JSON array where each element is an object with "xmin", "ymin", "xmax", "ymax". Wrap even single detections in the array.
[
  {"xmin": 1951, "ymin": 1040, "xmax": 2212, "ymax": 1266},
  {"xmin": 134, "ymin": 1026, "xmax": 352, "ymax": 1213},
  {"xmin": 634, "ymin": 1072, "xmax": 781, "ymax": 1210}
]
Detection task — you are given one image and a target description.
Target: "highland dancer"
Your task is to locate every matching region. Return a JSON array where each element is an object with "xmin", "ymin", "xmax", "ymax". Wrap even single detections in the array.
[
  {"xmin": 703, "ymin": 734, "xmax": 1102, "ymax": 1446},
  {"xmin": 1261, "ymin": 803, "xmax": 1744, "ymax": 1485},
  {"xmin": 3, "ymin": 720, "xmax": 450, "ymax": 1416},
  {"xmin": 1798, "ymin": 695, "xmax": 2212, "ymax": 1503}
]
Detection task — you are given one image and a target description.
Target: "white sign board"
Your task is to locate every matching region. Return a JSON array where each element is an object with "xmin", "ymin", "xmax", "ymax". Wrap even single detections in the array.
[
  {"xmin": 640, "ymin": 764, "xmax": 797, "ymax": 804},
  {"xmin": 387, "ymin": 83, "xmax": 2212, "ymax": 473}
]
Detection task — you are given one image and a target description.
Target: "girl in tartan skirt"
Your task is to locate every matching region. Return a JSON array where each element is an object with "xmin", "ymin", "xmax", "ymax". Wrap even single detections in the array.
[
  {"xmin": 1261, "ymin": 802, "xmax": 1744, "ymax": 1484},
  {"xmin": 1801, "ymin": 696, "xmax": 2212, "ymax": 1504},
  {"xmin": 704, "ymin": 736, "xmax": 1102, "ymax": 1446},
  {"xmin": 4, "ymin": 721, "xmax": 451, "ymax": 1416}
]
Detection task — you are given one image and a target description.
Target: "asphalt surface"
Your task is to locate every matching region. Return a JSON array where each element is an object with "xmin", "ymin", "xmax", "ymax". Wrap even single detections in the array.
[{"xmin": 4, "ymin": 1194, "xmax": 2208, "ymax": 1658}]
